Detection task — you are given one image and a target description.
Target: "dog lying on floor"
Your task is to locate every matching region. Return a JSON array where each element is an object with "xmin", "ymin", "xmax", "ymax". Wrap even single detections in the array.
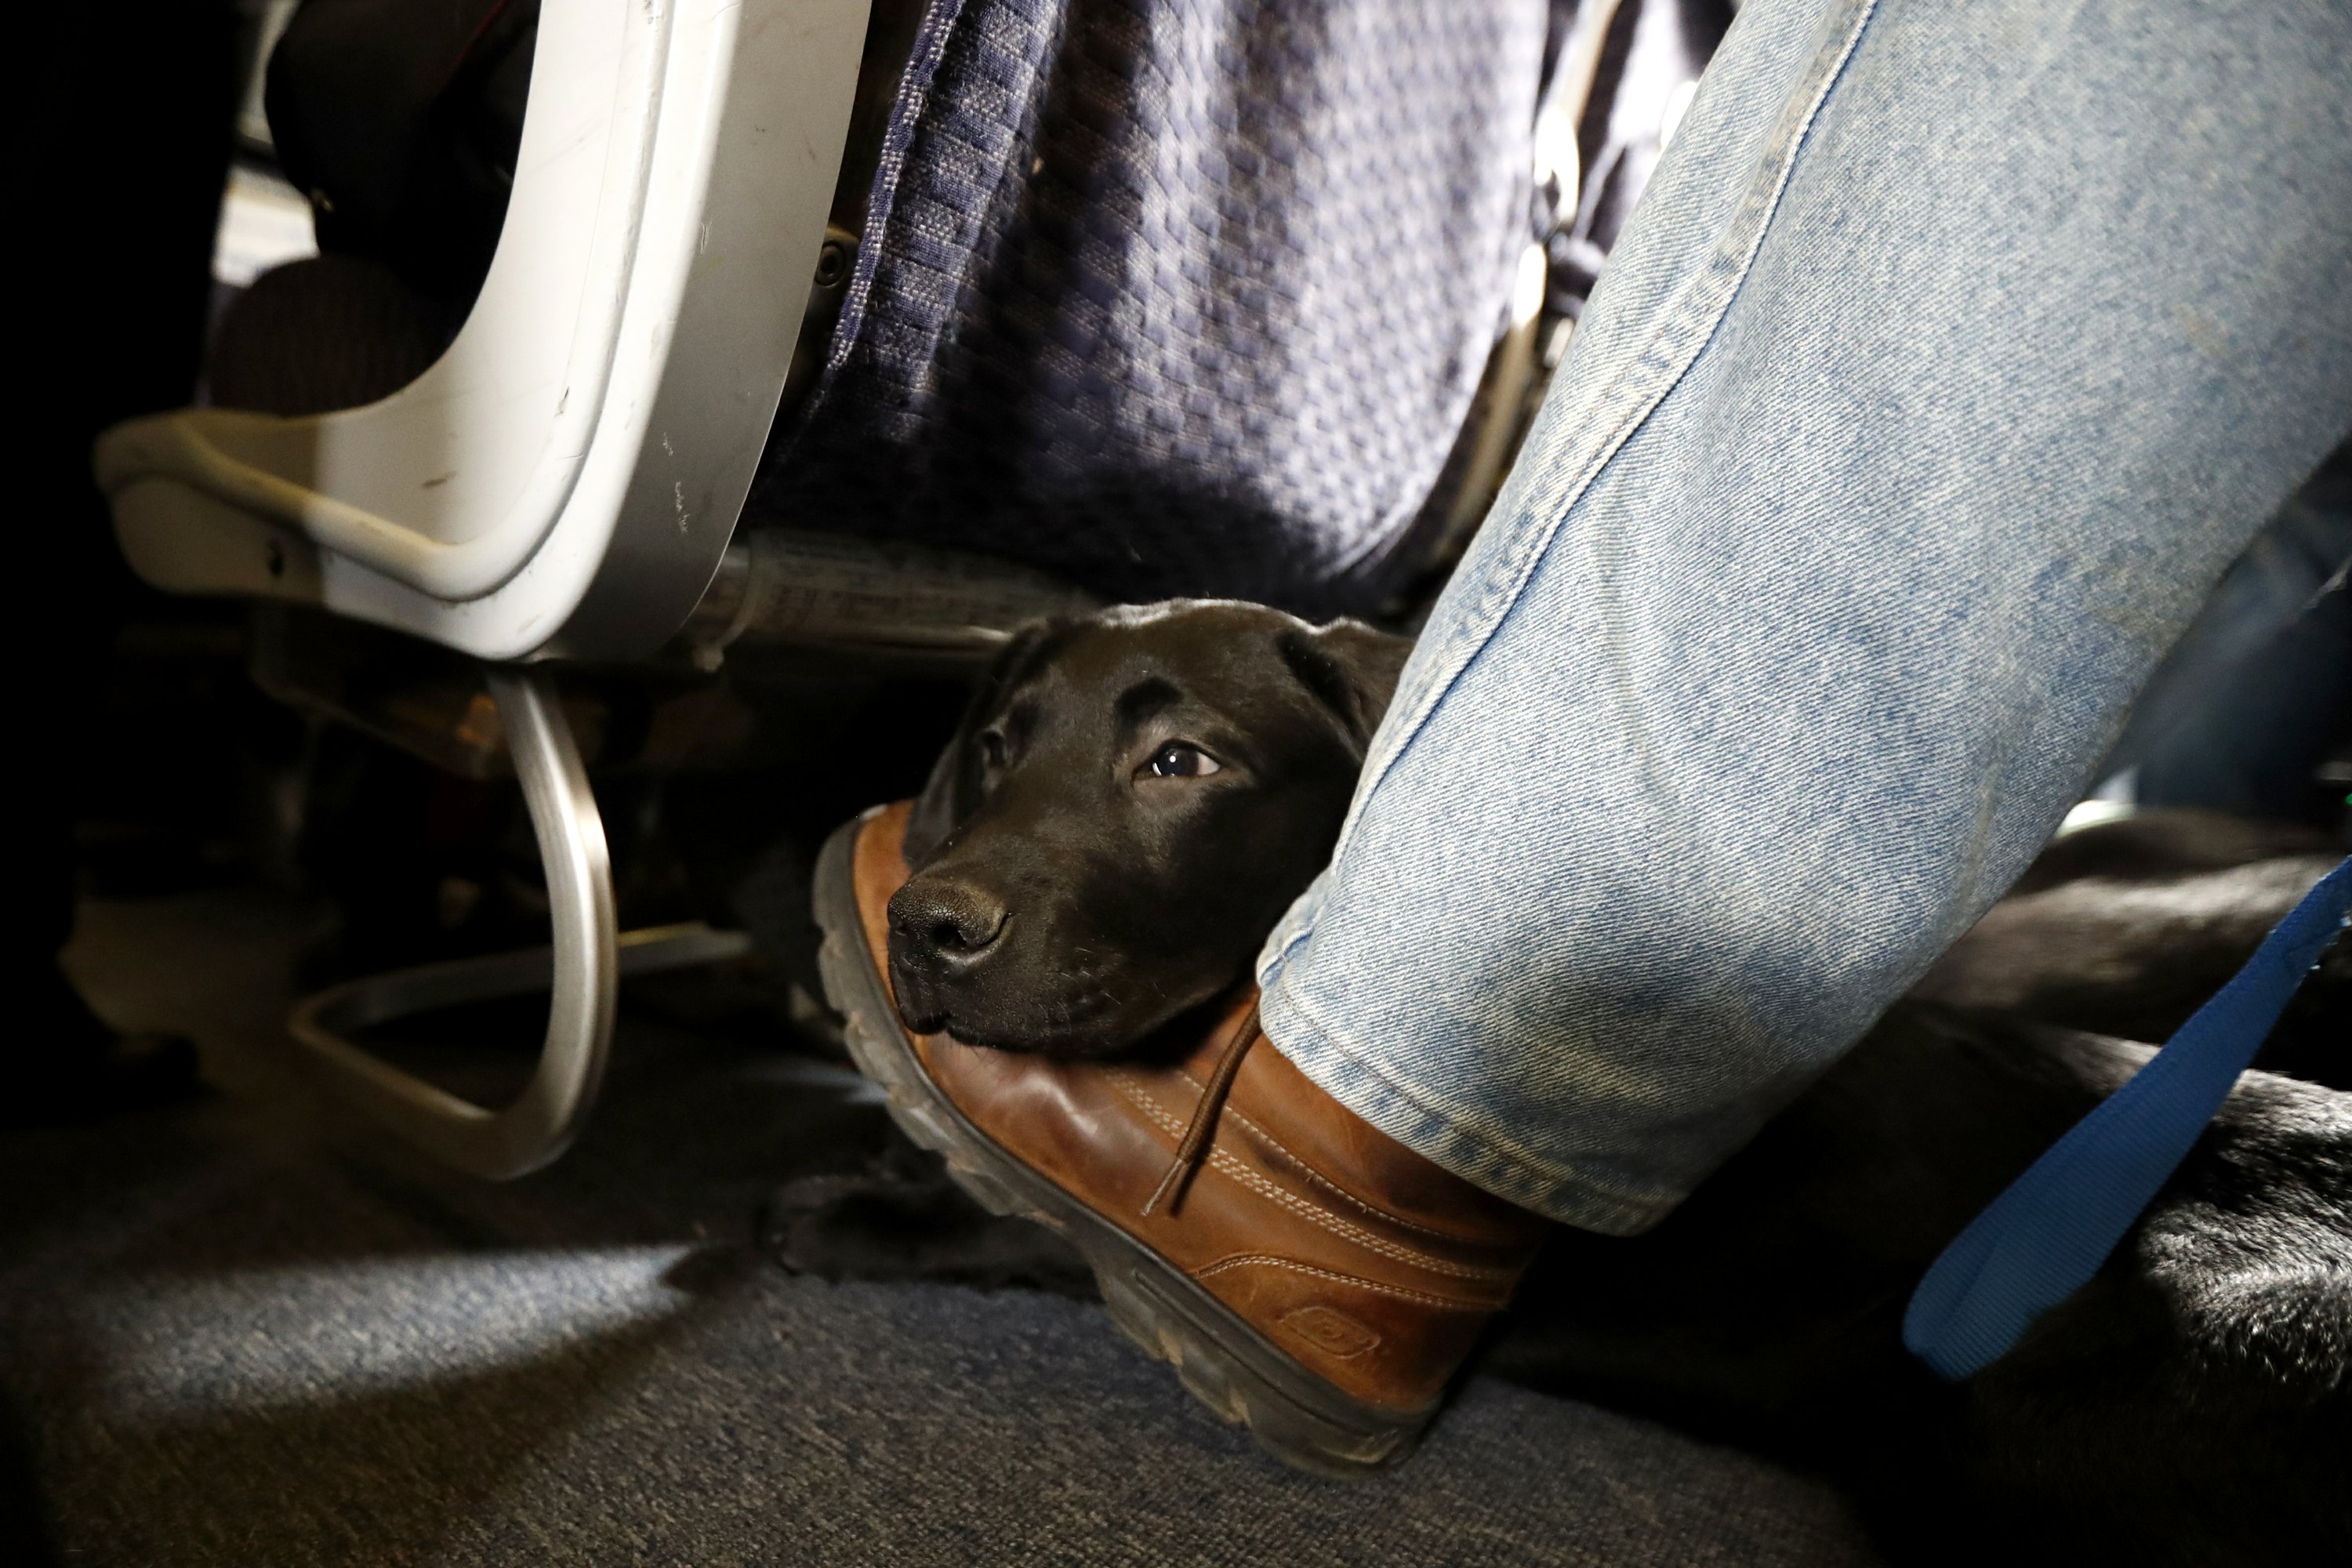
[{"xmin": 771, "ymin": 601, "xmax": 2350, "ymax": 1567}]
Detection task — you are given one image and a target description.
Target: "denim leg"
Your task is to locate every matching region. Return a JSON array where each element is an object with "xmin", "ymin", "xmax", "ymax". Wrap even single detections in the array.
[{"xmin": 1255, "ymin": 0, "xmax": 2352, "ymax": 1232}]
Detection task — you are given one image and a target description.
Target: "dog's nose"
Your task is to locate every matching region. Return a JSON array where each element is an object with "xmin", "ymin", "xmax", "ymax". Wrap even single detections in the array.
[{"xmin": 888, "ymin": 880, "xmax": 1009, "ymax": 972}]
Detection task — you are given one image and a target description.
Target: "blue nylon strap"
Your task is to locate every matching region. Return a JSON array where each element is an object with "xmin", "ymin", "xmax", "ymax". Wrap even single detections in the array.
[{"xmin": 1904, "ymin": 854, "xmax": 2352, "ymax": 1382}]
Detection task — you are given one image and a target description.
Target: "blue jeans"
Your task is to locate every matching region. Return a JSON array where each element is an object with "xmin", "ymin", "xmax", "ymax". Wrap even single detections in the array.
[{"xmin": 1254, "ymin": 0, "xmax": 2352, "ymax": 1233}]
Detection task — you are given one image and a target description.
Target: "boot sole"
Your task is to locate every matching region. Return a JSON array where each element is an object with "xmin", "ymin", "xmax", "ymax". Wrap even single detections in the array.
[{"xmin": 813, "ymin": 811, "xmax": 1431, "ymax": 1478}]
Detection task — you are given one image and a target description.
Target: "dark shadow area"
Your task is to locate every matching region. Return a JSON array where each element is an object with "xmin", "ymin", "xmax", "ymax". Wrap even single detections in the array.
[{"xmin": 5, "ymin": 891, "xmax": 1886, "ymax": 1566}]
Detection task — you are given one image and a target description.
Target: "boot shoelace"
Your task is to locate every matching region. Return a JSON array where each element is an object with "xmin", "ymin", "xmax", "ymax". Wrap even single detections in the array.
[{"xmin": 1140, "ymin": 1004, "xmax": 1262, "ymax": 1218}]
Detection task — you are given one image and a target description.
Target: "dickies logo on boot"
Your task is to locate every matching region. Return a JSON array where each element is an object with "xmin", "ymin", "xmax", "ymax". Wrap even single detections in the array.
[{"xmin": 1281, "ymin": 1305, "xmax": 1381, "ymax": 1359}]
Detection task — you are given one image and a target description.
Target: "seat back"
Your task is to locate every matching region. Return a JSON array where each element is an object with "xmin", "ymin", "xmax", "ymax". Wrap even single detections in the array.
[{"xmin": 96, "ymin": 0, "xmax": 872, "ymax": 662}]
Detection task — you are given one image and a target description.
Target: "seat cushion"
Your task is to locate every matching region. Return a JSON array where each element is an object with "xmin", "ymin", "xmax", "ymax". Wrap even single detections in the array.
[{"xmin": 746, "ymin": 0, "xmax": 1550, "ymax": 615}]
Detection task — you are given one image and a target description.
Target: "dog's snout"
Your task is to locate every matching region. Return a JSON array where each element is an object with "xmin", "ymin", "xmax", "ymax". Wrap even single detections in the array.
[{"xmin": 889, "ymin": 880, "xmax": 1009, "ymax": 971}]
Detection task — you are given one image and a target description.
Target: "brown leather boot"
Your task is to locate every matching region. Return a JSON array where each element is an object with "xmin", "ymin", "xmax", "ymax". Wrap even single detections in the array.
[{"xmin": 815, "ymin": 801, "xmax": 1546, "ymax": 1475}]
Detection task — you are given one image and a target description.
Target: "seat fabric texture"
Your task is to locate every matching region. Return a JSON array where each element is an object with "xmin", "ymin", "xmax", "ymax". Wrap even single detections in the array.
[{"xmin": 746, "ymin": 0, "xmax": 1552, "ymax": 615}]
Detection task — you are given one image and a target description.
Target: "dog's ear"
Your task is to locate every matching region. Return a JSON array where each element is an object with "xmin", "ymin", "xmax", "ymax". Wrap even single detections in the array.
[
  {"xmin": 903, "ymin": 621, "xmax": 1062, "ymax": 866},
  {"xmin": 1274, "ymin": 619, "xmax": 1412, "ymax": 756}
]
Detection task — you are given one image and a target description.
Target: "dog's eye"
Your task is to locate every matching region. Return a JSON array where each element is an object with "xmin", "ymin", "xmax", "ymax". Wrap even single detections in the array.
[
  {"xmin": 977, "ymin": 730, "xmax": 1007, "ymax": 771},
  {"xmin": 1142, "ymin": 742, "xmax": 1221, "ymax": 779}
]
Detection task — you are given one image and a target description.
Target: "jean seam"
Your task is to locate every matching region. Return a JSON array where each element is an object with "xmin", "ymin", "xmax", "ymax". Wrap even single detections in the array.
[
  {"xmin": 1323, "ymin": 0, "xmax": 1882, "ymax": 872},
  {"xmin": 1264, "ymin": 0, "xmax": 1883, "ymax": 1223}
]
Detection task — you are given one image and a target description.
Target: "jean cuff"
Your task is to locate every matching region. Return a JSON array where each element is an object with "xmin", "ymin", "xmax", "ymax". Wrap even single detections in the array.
[{"xmin": 1254, "ymin": 954, "xmax": 1681, "ymax": 1236}]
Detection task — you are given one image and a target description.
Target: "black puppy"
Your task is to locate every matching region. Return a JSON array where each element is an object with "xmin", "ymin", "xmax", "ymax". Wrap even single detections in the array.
[
  {"xmin": 885, "ymin": 602, "xmax": 1403, "ymax": 1055},
  {"xmin": 782, "ymin": 600, "xmax": 2350, "ymax": 1566}
]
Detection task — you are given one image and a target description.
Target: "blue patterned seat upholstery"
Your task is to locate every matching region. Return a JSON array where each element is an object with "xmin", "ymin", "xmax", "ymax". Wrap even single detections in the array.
[{"xmin": 747, "ymin": 0, "xmax": 1551, "ymax": 614}]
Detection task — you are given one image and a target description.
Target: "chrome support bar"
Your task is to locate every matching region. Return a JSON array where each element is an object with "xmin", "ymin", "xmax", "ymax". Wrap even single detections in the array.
[{"xmin": 287, "ymin": 666, "xmax": 750, "ymax": 1178}]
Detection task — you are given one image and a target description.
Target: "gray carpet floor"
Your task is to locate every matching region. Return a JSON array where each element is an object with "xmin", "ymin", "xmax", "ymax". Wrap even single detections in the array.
[{"xmin": 2, "ymin": 892, "xmax": 1886, "ymax": 1566}]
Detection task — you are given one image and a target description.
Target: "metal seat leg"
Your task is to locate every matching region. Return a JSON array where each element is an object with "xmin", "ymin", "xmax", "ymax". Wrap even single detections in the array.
[{"xmin": 288, "ymin": 667, "xmax": 749, "ymax": 1178}]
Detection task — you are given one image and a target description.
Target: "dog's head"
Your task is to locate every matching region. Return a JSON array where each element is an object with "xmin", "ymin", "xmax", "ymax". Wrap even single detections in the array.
[{"xmin": 887, "ymin": 600, "xmax": 1409, "ymax": 1057}]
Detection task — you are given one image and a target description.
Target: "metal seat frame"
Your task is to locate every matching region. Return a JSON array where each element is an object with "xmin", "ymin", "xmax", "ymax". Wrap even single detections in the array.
[{"xmin": 85, "ymin": 2, "xmax": 895, "ymax": 1175}]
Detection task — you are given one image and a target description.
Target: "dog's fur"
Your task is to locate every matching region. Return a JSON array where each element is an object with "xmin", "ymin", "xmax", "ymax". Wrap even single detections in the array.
[
  {"xmin": 775, "ymin": 601, "xmax": 2350, "ymax": 1566},
  {"xmin": 885, "ymin": 604, "xmax": 1405, "ymax": 1055}
]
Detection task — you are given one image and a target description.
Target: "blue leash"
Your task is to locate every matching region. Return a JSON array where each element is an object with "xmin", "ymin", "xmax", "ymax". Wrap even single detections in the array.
[{"xmin": 1904, "ymin": 854, "xmax": 2352, "ymax": 1381}]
